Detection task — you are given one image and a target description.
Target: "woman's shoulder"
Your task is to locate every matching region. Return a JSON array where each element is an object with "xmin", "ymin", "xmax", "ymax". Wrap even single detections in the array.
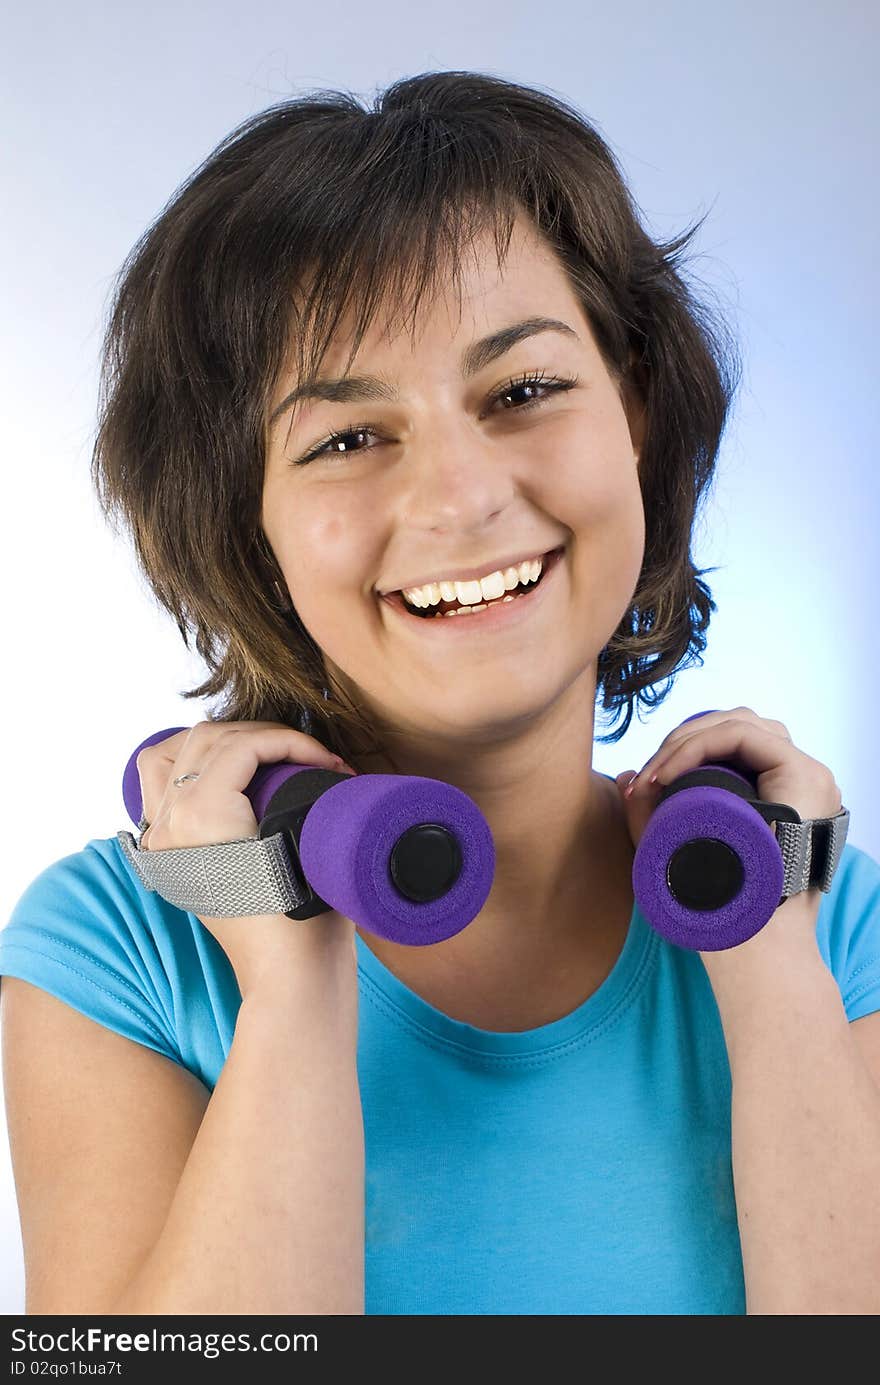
[
  {"xmin": 0, "ymin": 834, "xmax": 241, "ymax": 1087},
  {"xmin": 816, "ymin": 840, "xmax": 880, "ymax": 1022}
]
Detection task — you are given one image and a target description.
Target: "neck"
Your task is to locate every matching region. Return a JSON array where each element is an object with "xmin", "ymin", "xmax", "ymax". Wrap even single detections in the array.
[{"xmin": 348, "ymin": 678, "xmax": 635, "ymax": 1002}]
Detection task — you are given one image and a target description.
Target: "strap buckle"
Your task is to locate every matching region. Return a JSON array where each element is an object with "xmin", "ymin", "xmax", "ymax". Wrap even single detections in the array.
[
  {"xmin": 757, "ymin": 802, "xmax": 850, "ymax": 900},
  {"xmin": 258, "ymin": 800, "xmax": 331, "ymax": 920}
]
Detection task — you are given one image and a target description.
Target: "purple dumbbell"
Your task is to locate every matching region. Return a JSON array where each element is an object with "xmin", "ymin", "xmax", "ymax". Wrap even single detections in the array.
[
  {"xmin": 122, "ymin": 727, "xmax": 495, "ymax": 946},
  {"xmin": 632, "ymin": 709, "xmax": 796, "ymax": 950}
]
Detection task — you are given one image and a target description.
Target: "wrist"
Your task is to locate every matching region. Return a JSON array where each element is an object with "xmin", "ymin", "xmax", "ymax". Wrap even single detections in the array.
[
  {"xmin": 699, "ymin": 892, "xmax": 836, "ymax": 1017},
  {"xmin": 235, "ymin": 967, "xmax": 361, "ymax": 1068},
  {"xmin": 700, "ymin": 890, "xmax": 823, "ymax": 973},
  {"xmin": 235, "ymin": 942, "xmax": 361, "ymax": 1052},
  {"xmin": 229, "ymin": 912, "xmax": 358, "ymax": 1000}
]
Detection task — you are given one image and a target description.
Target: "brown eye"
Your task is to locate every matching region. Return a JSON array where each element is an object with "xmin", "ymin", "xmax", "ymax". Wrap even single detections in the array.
[{"xmin": 490, "ymin": 371, "xmax": 578, "ymax": 413}]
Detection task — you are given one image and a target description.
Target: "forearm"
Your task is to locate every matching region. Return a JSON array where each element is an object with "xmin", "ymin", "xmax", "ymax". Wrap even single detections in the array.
[
  {"xmin": 703, "ymin": 895, "xmax": 880, "ymax": 1315},
  {"xmin": 111, "ymin": 929, "xmax": 364, "ymax": 1315}
]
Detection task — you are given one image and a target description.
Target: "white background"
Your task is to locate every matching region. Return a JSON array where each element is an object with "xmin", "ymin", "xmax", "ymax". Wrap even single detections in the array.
[{"xmin": 1, "ymin": 0, "xmax": 877, "ymax": 1314}]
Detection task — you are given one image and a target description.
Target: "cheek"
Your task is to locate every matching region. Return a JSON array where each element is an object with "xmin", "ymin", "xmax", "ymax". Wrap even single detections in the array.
[
  {"xmin": 563, "ymin": 463, "xmax": 645, "ymax": 626},
  {"xmin": 544, "ymin": 405, "xmax": 639, "ymax": 495},
  {"xmin": 552, "ymin": 432, "xmax": 644, "ymax": 552},
  {"xmin": 263, "ymin": 491, "xmax": 371, "ymax": 601},
  {"xmin": 594, "ymin": 501, "xmax": 645, "ymax": 610}
]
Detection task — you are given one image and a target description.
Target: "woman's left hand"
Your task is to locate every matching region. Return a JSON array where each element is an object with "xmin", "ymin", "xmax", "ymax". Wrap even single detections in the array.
[{"xmin": 613, "ymin": 706, "xmax": 844, "ymax": 961}]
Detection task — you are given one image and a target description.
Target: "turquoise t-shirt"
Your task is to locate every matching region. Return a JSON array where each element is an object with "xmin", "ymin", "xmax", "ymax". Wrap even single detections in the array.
[{"xmin": 1, "ymin": 831, "xmax": 879, "ymax": 1316}]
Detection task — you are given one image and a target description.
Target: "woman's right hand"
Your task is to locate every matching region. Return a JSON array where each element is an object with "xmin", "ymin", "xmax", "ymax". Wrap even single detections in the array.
[{"xmin": 135, "ymin": 721, "xmax": 359, "ymax": 997}]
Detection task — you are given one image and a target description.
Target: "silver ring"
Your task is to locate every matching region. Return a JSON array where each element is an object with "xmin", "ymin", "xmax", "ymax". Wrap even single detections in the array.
[{"xmin": 173, "ymin": 771, "xmax": 202, "ymax": 787}]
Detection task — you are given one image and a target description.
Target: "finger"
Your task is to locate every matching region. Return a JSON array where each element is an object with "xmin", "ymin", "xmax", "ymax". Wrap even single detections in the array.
[
  {"xmin": 630, "ymin": 709, "xmax": 792, "ymax": 793},
  {"xmin": 647, "ymin": 721, "xmax": 793, "ymax": 790},
  {"xmin": 728, "ymin": 707, "xmax": 791, "ymax": 741},
  {"xmin": 624, "ymin": 712, "xmax": 738, "ymax": 797},
  {"xmin": 650, "ymin": 709, "xmax": 739, "ymax": 759},
  {"xmin": 164, "ymin": 725, "xmax": 345, "ymax": 804},
  {"xmin": 659, "ymin": 709, "xmax": 789, "ymax": 758},
  {"xmin": 628, "ymin": 722, "xmax": 744, "ymax": 793},
  {"xmin": 136, "ymin": 728, "xmax": 194, "ymax": 830},
  {"xmin": 139, "ymin": 721, "xmax": 339, "ymax": 820}
]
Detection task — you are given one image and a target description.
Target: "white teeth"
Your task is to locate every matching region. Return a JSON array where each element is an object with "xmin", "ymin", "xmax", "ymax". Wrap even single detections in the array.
[
  {"xmin": 434, "ymin": 593, "xmax": 523, "ymax": 618},
  {"xmin": 403, "ymin": 556, "xmax": 544, "ymax": 610}
]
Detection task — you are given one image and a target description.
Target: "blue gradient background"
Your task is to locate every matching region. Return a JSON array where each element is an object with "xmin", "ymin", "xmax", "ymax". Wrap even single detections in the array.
[{"xmin": 0, "ymin": 0, "xmax": 876, "ymax": 1313}]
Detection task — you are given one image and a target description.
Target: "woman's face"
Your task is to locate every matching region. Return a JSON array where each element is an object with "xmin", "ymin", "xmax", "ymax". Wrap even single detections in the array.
[{"xmin": 261, "ymin": 212, "xmax": 646, "ymax": 758}]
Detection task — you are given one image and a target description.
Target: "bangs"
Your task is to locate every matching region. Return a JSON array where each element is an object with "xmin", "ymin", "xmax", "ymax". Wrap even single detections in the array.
[
  {"xmin": 292, "ymin": 197, "xmax": 521, "ymax": 392},
  {"xmin": 267, "ymin": 112, "xmax": 541, "ymax": 446}
]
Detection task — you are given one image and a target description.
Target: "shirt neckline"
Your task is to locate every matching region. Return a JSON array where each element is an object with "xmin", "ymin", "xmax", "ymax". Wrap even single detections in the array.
[
  {"xmin": 354, "ymin": 896, "xmax": 657, "ymax": 1062},
  {"xmin": 354, "ymin": 770, "xmax": 658, "ymax": 1060}
]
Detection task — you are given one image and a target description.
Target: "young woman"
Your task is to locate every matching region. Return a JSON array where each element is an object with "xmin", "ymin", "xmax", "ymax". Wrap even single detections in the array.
[{"xmin": 2, "ymin": 71, "xmax": 879, "ymax": 1317}]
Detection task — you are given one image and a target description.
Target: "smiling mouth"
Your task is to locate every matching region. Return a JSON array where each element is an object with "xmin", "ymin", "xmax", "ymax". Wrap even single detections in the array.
[{"xmin": 380, "ymin": 546, "xmax": 565, "ymax": 620}]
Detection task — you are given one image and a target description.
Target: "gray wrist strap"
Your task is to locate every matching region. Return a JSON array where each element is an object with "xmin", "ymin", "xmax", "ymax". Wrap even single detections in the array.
[
  {"xmin": 116, "ymin": 830, "xmax": 310, "ymax": 917},
  {"xmin": 117, "ymin": 804, "xmax": 850, "ymax": 920},
  {"xmin": 775, "ymin": 807, "xmax": 850, "ymax": 900}
]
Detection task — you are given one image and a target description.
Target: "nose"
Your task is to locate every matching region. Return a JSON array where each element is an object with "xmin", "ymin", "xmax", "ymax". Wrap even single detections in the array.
[{"xmin": 393, "ymin": 419, "xmax": 517, "ymax": 531}]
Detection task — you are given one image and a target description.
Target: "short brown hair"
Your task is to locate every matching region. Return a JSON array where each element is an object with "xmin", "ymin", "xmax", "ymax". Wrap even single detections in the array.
[{"xmin": 91, "ymin": 70, "xmax": 740, "ymax": 765}]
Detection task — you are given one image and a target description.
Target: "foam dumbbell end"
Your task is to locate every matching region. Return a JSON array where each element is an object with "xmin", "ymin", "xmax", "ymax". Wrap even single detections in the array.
[{"xmin": 631, "ymin": 709, "xmax": 783, "ymax": 951}]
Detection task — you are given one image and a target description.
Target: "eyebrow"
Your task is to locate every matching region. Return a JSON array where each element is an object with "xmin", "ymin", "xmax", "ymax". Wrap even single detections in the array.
[{"xmin": 268, "ymin": 315, "xmax": 580, "ymax": 426}]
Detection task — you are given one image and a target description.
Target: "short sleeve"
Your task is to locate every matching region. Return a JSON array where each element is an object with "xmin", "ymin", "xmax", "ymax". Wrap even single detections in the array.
[
  {"xmin": 815, "ymin": 842, "xmax": 880, "ymax": 1022},
  {"xmin": 0, "ymin": 839, "xmax": 184, "ymax": 1064}
]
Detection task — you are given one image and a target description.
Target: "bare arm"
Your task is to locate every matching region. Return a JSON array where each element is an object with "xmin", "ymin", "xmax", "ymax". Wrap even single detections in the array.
[
  {"xmin": 110, "ymin": 918, "xmax": 364, "ymax": 1315},
  {"xmin": 2, "ymin": 916, "xmax": 364, "ymax": 1316},
  {"xmin": 702, "ymin": 894, "xmax": 880, "ymax": 1315},
  {"xmin": 2, "ymin": 721, "xmax": 367, "ymax": 1315}
]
